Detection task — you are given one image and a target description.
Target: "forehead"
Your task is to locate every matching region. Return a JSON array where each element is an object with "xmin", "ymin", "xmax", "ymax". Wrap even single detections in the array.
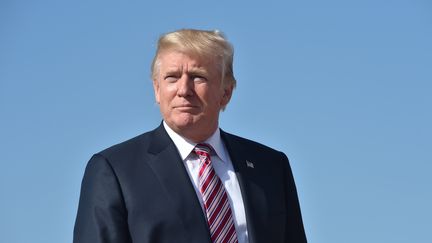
[{"xmin": 157, "ymin": 50, "xmax": 221, "ymax": 72}]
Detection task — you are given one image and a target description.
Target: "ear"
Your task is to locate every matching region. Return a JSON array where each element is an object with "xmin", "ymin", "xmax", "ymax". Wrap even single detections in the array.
[
  {"xmin": 220, "ymin": 83, "xmax": 234, "ymax": 107},
  {"xmin": 153, "ymin": 79, "xmax": 160, "ymax": 104}
]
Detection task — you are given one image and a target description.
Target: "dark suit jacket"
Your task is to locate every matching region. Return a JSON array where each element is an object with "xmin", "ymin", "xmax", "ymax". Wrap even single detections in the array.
[{"xmin": 74, "ymin": 124, "xmax": 307, "ymax": 243}]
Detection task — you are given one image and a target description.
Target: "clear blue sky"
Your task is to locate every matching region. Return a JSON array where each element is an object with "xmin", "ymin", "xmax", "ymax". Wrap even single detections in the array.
[{"xmin": 1, "ymin": 0, "xmax": 431, "ymax": 242}]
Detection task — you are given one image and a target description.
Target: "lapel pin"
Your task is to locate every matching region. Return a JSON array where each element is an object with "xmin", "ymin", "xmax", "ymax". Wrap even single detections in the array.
[{"xmin": 246, "ymin": 160, "xmax": 254, "ymax": 168}]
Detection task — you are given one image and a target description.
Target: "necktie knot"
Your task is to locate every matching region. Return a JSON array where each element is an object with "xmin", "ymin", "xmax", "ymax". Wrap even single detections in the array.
[
  {"xmin": 194, "ymin": 143, "xmax": 212, "ymax": 165},
  {"xmin": 194, "ymin": 143, "xmax": 212, "ymax": 153}
]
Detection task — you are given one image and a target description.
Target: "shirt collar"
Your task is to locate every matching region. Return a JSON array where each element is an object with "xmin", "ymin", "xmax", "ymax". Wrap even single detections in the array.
[{"xmin": 163, "ymin": 121, "xmax": 229, "ymax": 163}]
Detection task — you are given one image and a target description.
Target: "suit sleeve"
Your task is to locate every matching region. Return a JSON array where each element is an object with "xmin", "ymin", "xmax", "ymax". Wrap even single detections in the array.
[
  {"xmin": 73, "ymin": 154, "xmax": 132, "ymax": 243},
  {"xmin": 280, "ymin": 152, "xmax": 308, "ymax": 243}
]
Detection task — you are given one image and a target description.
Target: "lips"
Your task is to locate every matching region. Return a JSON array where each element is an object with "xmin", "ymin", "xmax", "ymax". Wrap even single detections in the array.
[
  {"xmin": 174, "ymin": 104, "xmax": 198, "ymax": 108},
  {"xmin": 173, "ymin": 104, "xmax": 199, "ymax": 111}
]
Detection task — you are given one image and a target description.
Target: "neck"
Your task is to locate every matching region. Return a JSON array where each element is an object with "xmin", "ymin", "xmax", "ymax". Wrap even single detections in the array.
[{"xmin": 163, "ymin": 121, "xmax": 218, "ymax": 143}]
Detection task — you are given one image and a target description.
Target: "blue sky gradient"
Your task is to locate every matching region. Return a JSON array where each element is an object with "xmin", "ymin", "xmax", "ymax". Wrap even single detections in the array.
[{"xmin": 1, "ymin": 0, "xmax": 431, "ymax": 242}]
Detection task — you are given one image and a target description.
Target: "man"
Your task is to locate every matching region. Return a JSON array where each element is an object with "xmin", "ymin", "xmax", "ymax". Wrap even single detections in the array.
[{"xmin": 74, "ymin": 29, "xmax": 307, "ymax": 243}]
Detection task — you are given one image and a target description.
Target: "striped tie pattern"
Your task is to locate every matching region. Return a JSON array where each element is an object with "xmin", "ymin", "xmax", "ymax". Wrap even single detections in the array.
[{"xmin": 194, "ymin": 144, "xmax": 238, "ymax": 243}]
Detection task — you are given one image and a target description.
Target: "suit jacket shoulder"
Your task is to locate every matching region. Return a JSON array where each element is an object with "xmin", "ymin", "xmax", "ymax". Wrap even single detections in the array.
[
  {"xmin": 221, "ymin": 130, "xmax": 284, "ymax": 153},
  {"xmin": 221, "ymin": 130, "xmax": 288, "ymax": 171},
  {"xmin": 97, "ymin": 127, "xmax": 159, "ymax": 163}
]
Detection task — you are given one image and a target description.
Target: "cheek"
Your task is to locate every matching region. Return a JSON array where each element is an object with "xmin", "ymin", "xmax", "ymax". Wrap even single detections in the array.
[
  {"xmin": 205, "ymin": 93, "xmax": 224, "ymax": 110},
  {"xmin": 158, "ymin": 85, "xmax": 177, "ymax": 102}
]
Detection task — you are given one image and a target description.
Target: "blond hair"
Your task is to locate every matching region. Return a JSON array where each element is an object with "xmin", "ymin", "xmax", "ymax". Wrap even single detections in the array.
[{"xmin": 151, "ymin": 29, "xmax": 236, "ymax": 89}]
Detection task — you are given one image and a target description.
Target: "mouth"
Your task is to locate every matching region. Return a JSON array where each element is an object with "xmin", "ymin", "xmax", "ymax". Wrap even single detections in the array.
[{"xmin": 174, "ymin": 105, "xmax": 199, "ymax": 110}]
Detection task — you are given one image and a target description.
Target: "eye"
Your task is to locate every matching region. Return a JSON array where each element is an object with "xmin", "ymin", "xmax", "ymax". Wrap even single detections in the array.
[
  {"xmin": 164, "ymin": 75, "xmax": 178, "ymax": 83},
  {"xmin": 193, "ymin": 75, "xmax": 207, "ymax": 83}
]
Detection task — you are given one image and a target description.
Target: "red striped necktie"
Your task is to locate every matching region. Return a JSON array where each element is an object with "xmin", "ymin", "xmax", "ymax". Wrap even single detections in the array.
[{"xmin": 194, "ymin": 143, "xmax": 239, "ymax": 243}]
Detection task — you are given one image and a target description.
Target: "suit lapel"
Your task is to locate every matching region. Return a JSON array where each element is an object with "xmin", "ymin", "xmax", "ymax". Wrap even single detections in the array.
[
  {"xmin": 221, "ymin": 131, "xmax": 269, "ymax": 243},
  {"xmin": 146, "ymin": 125, "xmax": 211, "ymax": 243}
]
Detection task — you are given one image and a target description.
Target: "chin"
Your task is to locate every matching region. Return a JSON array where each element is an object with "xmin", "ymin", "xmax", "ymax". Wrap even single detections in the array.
[{"xmin": 169, "ymin": 115, "xmax": 198, "ymax": 129}]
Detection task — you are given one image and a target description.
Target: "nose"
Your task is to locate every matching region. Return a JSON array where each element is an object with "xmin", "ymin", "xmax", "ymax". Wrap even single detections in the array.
[{"xmin": 176, "ymin": 75, "xmax": 194, "ymax": 97}]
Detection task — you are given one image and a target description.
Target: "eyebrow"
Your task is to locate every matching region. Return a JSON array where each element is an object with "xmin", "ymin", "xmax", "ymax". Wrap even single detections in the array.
[
  {"xmin": 164, "ymin": 67, "xmax": 209, "ymax": 76},
  {"xmin": 188, "ymin": 68, "xmax": 208, "ymax": 76}
]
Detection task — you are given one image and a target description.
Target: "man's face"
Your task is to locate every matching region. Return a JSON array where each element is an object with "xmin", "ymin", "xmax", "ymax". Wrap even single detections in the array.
[{"xmin": 153, "ymin": 50, "xmax": 233, "ymax": 142}]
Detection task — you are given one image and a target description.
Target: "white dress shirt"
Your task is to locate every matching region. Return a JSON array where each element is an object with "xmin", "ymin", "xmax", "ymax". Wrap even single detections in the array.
[{"xmin": 163, "ymin": 122, "xmax": 249, "ymax": 243}]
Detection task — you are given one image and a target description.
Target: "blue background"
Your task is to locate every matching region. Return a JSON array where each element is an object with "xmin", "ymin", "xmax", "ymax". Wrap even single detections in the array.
[{"xmin": 1, "ymin": 0, "xmax": 431, "ymax": 242}]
